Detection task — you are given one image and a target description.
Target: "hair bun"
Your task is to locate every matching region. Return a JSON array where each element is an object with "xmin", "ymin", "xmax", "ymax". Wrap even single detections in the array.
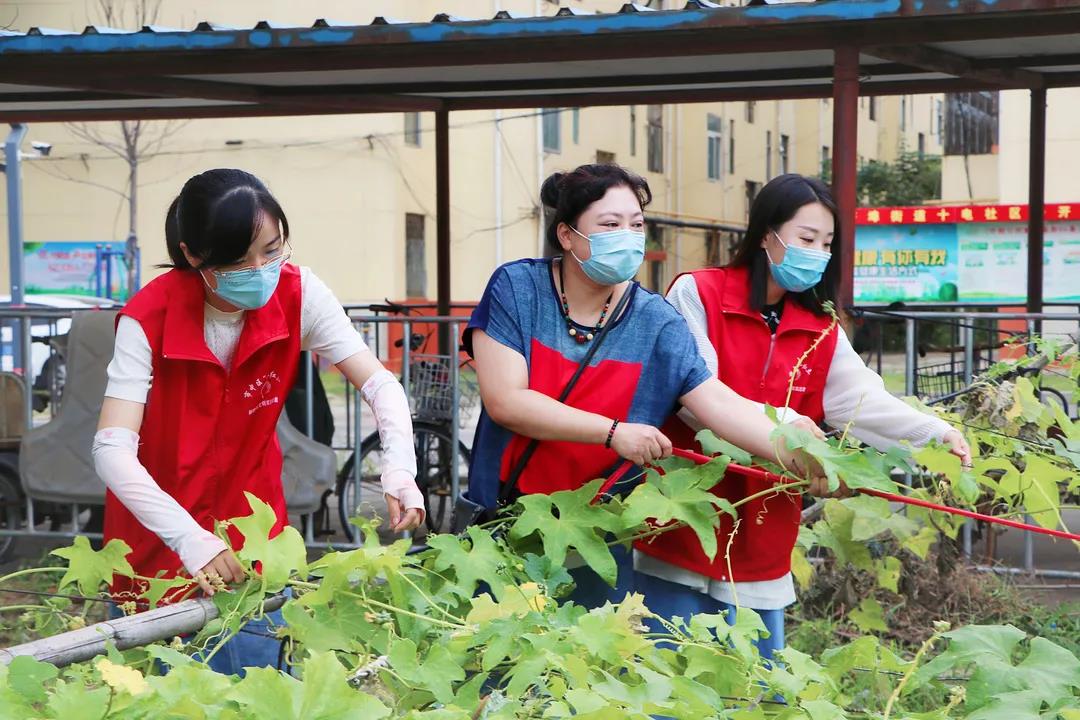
[{"xmin": 539, "ymin": 172, "xmax": 565, "ymax": 208}]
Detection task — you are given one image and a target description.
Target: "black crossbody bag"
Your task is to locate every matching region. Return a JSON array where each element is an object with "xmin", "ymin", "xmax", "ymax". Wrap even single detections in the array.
[{"xmin": 450, "ymin": 284, "xmax": 634, "ymax": 534}]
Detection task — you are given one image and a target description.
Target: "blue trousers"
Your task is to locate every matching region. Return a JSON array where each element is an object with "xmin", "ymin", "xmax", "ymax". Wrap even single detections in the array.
[
  {"xmin": 566, "ymin": 543, "xmax": 636, "ymax": 608},
  {"xmin": 635, "ymin": 571, "xmax": 785, "ymax": 661}
]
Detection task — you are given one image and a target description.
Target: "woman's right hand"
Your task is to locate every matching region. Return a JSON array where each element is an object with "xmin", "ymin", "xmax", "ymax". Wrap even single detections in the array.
[
  {"xmin": 193, "ymin": 549, "xmax": 246, "ymax": 596},
  {"xmin": 609, "ymin": 422, "xmax": 673, "ymax": 466}
]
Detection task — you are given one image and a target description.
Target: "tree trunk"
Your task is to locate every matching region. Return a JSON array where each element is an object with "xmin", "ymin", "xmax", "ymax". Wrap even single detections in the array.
[{"xmin": 126, "ymin": 143, "xmax": 138, "ymax": 298}]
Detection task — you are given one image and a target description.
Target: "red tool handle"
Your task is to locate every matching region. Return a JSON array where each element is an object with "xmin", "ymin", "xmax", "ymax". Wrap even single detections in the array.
[{"xmin": 671, "ymin": 448, "xmax": 1080, "ymax": 543}]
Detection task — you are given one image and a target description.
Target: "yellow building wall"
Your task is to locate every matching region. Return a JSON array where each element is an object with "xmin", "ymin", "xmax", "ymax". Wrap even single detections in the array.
[{"xmin": 0, "ymin": 0, "xmax": 945, "ymax": 304}]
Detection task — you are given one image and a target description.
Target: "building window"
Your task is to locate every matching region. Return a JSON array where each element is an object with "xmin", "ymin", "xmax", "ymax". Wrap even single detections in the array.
[
  {"xmin": 918, "ymin": 132, "xmax": 926, "ymax": 159},
  {"xmin": 728, "ymin": 119, "xmax": 735, "ymax": 175},
  {"xmin": 933, "ymin": 98, "xmax": 944, "ymax": 136},
  {"xmin": 868, "ymin": 97, "xmax": 877, "ymax": 121},
  {"xmin": 405, "ymin": 213, "xmax": 426, "ymax": 298},
  {"xmin": 596, "ymin": 150, "xmax": 616, "ymax": 165},
  {"xmin": 706, "ymin": 114, "xmax": 723, "ymax": 181},
  {"xmin": 745, "ymin": 180, "xmax": 762, "ymax": 217},
  {"xmin": 945, "ymin": 91, "xmax": 998, "ymax": 154},
  {"xmin": 745, "ymin": 101, "xmax": 755, "ymax": 124},
  {"xmin": 765, "ymin": 130, "xmax": 772, "ymax": 179},
  {"xmin": 900, "ymin": 95, "xmax": 907, "ymax": 131},
  {"xmin": 542, "ymin": 109, "xmax": 561, "ymax": 153},
  {"xmin": 647, "ymin": 105, "xmax": 664, "ymax": 173},
  {"xmin": 779, "ymin": 134, "xmax": 790, "ymax": 175},
  {"xmin": 821, "ymin": 145, "xmax": 831, "ymax": 182},
  {"xmin": 646, "ymin": 225, "xmax": 666, "ymax": 292},
  {"xmin": 404, "ymin": 112, "xmax": 421, "ymax": 147},
  {"xmin": 572, "ymin": 107, "xmax": 580, "ymax": 144},
  {"xmin": 630, "ymin": 106, "xmax": 637, "ymax": 157}
]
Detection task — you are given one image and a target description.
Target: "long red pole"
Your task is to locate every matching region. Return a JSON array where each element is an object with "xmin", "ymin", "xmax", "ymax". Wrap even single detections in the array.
[{"xmin": 670, "ymin": 448, "xmax": 1080, "ymax": 543}]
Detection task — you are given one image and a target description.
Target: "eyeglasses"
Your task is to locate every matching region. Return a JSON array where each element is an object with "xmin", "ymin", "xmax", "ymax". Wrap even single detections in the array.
[{"xmin": 211, "ymin": 241, "xmax": 292, "ymax": 280}]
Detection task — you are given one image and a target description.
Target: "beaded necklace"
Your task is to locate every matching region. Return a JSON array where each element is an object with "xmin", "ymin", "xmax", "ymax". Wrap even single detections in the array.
[{"xmin": 558, "ymin": 257, "xmax": 613, "ymax": 344}]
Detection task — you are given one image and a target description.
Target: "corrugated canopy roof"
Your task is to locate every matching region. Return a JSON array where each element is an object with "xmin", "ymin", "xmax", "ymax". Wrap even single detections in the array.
[{"xmin": 2, "ymin": 0, "xmax": 1080, "ymax": 122}]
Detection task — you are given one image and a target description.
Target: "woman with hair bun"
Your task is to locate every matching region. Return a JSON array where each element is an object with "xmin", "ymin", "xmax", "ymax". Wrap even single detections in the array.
[
  {"xmin": 463, "ymin": 163, "xmax": 823, "ymax": 607},
  {"xmin": 94, "ymin": 169, "xmax": 425, "ymax": 673}
]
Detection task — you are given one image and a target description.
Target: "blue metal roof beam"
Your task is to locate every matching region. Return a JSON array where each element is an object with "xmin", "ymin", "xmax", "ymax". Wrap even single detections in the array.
[{"xmin": 0, "ymin": 0, "xmax": 1074, "ymax": 62}]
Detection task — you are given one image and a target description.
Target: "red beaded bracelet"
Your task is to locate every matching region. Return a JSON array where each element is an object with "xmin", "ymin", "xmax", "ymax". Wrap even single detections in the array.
[{"xmin": 605, "ymin": 419, "xmax": 620, "ymax": 449}]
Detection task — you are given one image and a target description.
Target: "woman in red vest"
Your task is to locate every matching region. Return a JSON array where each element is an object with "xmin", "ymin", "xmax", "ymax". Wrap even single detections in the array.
[
  {"xmin": 635, "ymin": 174, "xmax": 971, "ymax": 660},
  {"xmin": 93, "ymin": 169, "xmax": 424, "ymax": 673}
]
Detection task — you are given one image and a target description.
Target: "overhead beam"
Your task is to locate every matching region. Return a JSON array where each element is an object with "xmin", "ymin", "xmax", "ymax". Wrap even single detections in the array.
[
  {"xmin": 865, "ymin": 44, "xmax": 1045, "ymax": 89},
  {"xmin": 2, "ymin": 6, "xmax": 1079, "ymax": 79},
  {"xmin": 0, "ymin": 76, "xmax": 1011, "ymax": 123},
  {"xmin": 5, "ymin": 73, "xmax": 443, "ymax": 114},
  {"xmin": 445, "ymin": 77, "xmax": 1002, "ymax": 111}
]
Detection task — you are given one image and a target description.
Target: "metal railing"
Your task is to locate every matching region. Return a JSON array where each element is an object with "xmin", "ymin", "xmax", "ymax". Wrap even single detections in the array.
[
  {"xmin": 853, "ymin": 308, "xmax": 1080, "ymax": 580},
  {"xmin": 0, "ymin": 304, "xmax": 479, "ymax": 554}
]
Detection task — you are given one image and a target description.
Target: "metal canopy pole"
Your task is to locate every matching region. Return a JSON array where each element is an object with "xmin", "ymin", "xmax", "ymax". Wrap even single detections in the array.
[
  {"xmin": 435, "ymin": 107, "xmax": 451, "ymax": 355},
  {"xmin": 831, "ymin": 48, "xmax": 859, "ymax": 313},
  {"xmin": 4, "ymin": 124, "xmax": 28, "ymax": 374},
  {"xmin": 1027, "ymin": 87, "xmax": 1046, "ymax": 316}
]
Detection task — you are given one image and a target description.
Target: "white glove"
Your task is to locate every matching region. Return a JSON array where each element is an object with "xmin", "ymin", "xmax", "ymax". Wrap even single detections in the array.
[
  {"xmin": 92, "ymin": 427, "xmax": 226, "ymax": 576},
  {"xmin": 361, "ymin": 370, "xmax": 424, "ymax": 515}
]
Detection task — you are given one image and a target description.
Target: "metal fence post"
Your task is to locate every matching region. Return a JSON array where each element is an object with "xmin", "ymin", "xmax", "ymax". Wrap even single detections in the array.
[
  {"xmin": 962, "ymin": 318, "xmax": 974, "ymax": 386},
  {"xmin": 351, "ymin": 340, "xmax": 364, "ymax": 549},
  {"xmin": 904, "ymin": 318, "xmax": 916, "ymax": 397},
  {"xmin": 304, "ymin": 350, "xmax": 315, "ymax": 438},
  {"xmin": 450, "ymin": 320, "xmax": 461, "ymax": 504}
]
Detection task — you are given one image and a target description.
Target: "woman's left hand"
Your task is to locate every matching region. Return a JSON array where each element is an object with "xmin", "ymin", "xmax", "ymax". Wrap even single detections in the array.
[
  {"xmin": 942, "ymin": 429, "xmax": 972, "ymax": 468},
  {"xmin": 385, "ymin": 493, "xmax": 425, "ymax": 533}
]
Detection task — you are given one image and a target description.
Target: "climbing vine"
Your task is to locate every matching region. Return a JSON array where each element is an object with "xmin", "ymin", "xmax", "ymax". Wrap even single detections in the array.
[{"xmin": 0, "ymin": 342, "xmax": 1077, "ymax": 718}]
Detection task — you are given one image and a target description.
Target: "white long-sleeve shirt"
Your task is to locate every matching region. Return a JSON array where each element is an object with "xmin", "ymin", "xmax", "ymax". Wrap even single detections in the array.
[
  {"xmin": 634, "ymin": 274, "xmax": 953, "ymax": 609},
  {"xmin": 95, "ymin": 266, "xmax": 420, "ymax": 576},
  {"xmin": 105, "ymin": 266, "xmax": 363, "ymax": 400}
]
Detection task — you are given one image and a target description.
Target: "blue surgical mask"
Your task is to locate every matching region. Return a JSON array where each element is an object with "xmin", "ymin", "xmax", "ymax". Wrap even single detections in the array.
[
  {"xmin": 205, "ymin": 255, "xmax": 284, "ymax": 310},
  {"xmin": 765, "ymin": 231, "xmax": 831, "ymax": 293},
  {"xmin": 569, "ymin": 227, "xmax": 646, "ymax": 285}
]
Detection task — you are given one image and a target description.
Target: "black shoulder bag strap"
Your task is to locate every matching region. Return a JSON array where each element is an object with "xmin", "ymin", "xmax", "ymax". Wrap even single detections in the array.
[{"xmin": 496, "ymin": 281, "xmax": 636, "ymax": 507}]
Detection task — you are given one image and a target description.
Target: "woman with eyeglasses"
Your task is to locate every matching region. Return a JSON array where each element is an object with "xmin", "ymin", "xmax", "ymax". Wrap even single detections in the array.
[
  {"xmin": 635, "ymin": 174, "xmax": 971, "ymax": 661},
  {"xmin": 93, "ymin": 169, "xmax": 423, "ymax": 673}
]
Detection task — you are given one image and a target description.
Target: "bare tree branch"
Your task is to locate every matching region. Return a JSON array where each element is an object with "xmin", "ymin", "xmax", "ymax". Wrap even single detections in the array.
[
  {"xmin": 1, "ymin": 8, "xmax": 18, "ymax": 31},
  {"xmin": 66, "ymin": 123, "xmax": 128, "ymax": 160},
  {"xmin": 26, "ymin": 162, "xmax": 130, "ymax": 201},
  {"xmin": 57, "ymin": 0, "xmax": 178, "ymax": 256}
]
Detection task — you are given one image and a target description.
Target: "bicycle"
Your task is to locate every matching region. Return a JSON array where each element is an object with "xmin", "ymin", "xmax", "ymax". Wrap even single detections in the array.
[{"xmin": 335, "ymin": 302, "xmax": 477, "ymax": 539}]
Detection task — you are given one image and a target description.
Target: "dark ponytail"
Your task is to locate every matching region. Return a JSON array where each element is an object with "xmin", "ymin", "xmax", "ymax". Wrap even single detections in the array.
[
  {"xmin": 163, "ymin": 169, "xmax": 289, "ymax": 270},
  {"xmin": 540, "ymin": 163, "xmax": 652, "ymax": 252}
]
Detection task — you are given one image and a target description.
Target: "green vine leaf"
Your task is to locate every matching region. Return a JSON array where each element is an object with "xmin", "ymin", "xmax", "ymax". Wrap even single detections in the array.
[
  {"xmin": 849, "ymin": 598, "xmax": 888, "ymax": 634},
  {"xmin": 389, "ymin": 637, "xmax": 466, "ymax": 706},
  {"xmin": 622, "ymin": 458, "xmax": 734, "ymax": 560},
  {"xmin": 696, "ymin": 429, "xmax": 752, "ymax": 466},
  {"xmin": 772, "ymin": 423, "xmax": 899, "ymax": 493},
  {"xmin": 426, "ymin": 525, "xmax": 511, "ymax": 599},
  {"xmin": 51, "ymin": 536, "xmax": 133, "ymax": 596},
  {"xmin": 233, "ymin": 492, "xmax": 308, "ymax": 592},
  {"xmin": 509, "ymin": 479, "xmax": 625, "ymax": 586}
]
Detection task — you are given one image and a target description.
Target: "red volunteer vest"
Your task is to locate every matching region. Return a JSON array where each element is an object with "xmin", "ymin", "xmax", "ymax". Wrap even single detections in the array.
[
  {"xmin": 634, "ymin": 266, "xmax": 838, "ymax": 582},
  {"xmin": 103, "ymin": 264, "xmax": 302, "ymax": 602},
  {"xmin": 501, "ymin": 339, "xmax": 641, "ymax": 495}
]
